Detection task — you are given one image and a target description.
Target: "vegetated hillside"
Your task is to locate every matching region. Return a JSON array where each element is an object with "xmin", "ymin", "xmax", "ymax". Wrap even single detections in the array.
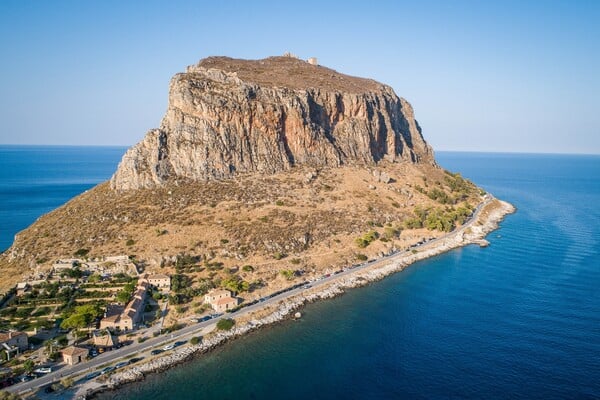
[{"xmin": 0, "ymin": 163, "xmax": 482, "ymax": 293}]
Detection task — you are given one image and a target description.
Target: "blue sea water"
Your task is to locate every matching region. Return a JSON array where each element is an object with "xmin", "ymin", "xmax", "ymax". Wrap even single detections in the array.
[
  {"xmin": 1, "ymin": 147, "xmax": 599, "ymax": 399},
  {"xmin": 0, "ymin": 145, "xmax": 126, "ymax": 251}
]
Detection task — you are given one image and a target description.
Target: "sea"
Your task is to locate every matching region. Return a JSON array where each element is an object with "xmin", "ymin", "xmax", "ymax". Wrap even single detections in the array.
[{"xmin": 1, "ymin": 146, "xmax": 599, "ymax": 399}]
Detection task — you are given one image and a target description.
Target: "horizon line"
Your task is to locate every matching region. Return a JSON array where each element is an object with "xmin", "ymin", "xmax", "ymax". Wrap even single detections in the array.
[{"xmin": 0, "ymin": 143, "xmax": 598, "ymax": 157}]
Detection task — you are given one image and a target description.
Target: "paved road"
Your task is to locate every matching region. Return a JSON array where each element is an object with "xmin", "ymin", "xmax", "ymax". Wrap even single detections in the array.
[{"xmin": 8, "ymin": 196, "xmax": 492, "ymax": 395}]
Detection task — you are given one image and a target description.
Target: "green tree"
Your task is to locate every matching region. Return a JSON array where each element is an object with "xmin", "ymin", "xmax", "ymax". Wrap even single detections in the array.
[
  {"xmin": 171, "ymin": 274, "xmax": 192, "ymax": 293},
  {"xmin": 356, "ymin": 253, "xmax": 368, "ymax": 261},
  {"xmin": 152, "ymin": 291, "xmax": 163, "ymax": 301},
  {"xmin": 112, "ymin": 273, "xmax": 132, "ymax": 283},
  {"xmin": 190, "ymin": 336, "xmax": 201, "ymax": 345},
  {"xmin": 60, "ymin": 304, "xmax": 102, "ymax": 330},
  {"xmin": 73, "ymin": 248, "xmax": 89, "ymax": 258},
  {"xmin": 23, "ymin": 359, "xmax": 34, "ymax": 374},
  {"xmin": 216, "ymin": 318, "xmax": 235, "ymax": 331},
  {"xmin": 383, "ymin": 226, "xmax": 400, "ymax": 240},
  {"xmin": 116, "ymin": 282, "xmax": 135, "ymax": 303},
  {"xmin": 221, "ymin": 275, "xmax": 250, "ymax": 293},
  {"xmin": 61, "ymin": 267, "xmax": 83, "ymax": 279},
  {"xmin": 355, "ymin": 230, "xmax": 379, "ymax": 248},
  {"xmin": 0, "ymin": 390, "xmax": 23, "ymax": 400},
  {"xmin": 280, "ymin": 269, "xmax": 295, "ymax": 280},
  {"xmin": 60, "ymin": 377, "xmax": 74, "ymax": 389}
]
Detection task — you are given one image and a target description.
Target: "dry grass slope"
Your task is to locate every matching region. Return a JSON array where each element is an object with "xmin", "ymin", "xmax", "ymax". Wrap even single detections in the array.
[
  {"xmin": 197, "ymin": 56, "xmax": 383, "ymax": 93},
  {"xmin": 0, "ymin": 163, "xmax": 482, "ymax": 293}
]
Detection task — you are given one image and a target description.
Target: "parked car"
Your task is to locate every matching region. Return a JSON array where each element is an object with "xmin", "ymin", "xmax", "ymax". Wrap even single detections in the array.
[
  {"xmin": 163, "ymin": 344, "xmax": 175, "ymax": 351},
  {"xmin": 85, "ymin": 371, "xmax": 101, "ymax": 380},
  {"xmin": 150, "ymin": 349, "xmax": 164, "ymax": 355},
  {"xmin": 173, "ymin": 341, "xmax": 187, "ymax": 347},
  {"xmin": 34, "ymin": 367, "xmax": 52, "ymax": 374},
  {"xmin": 100, "ymin": 366, "xmax": 115, "ymax": 375},
  {"xmin": 18, "ymin": 375, "xmax": 35, "ymax": 382},
  {"xmin": 114, "ymin": 361, "xmax": 129, "ymax": 369}
]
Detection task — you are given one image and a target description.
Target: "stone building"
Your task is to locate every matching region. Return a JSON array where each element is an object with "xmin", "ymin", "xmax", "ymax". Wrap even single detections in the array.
[
  {"xmin": 93, "ymin": 330, "xmax": 118, "ymax": 350},
  {"xmin": 204, "ymin": 289, "xmax": 238, "ymax": 313},
  {"xmin": 62, "ymin": 346, "xmax": 88, "ymax": 366},
  {"xmin": 147, "ymin": 274, "xmax": 171, "ymax": 290},
  {"xmin": 0, "ymin": 331, "xmax": 28, "ymax": 360},
  {"xmin": 212, "ymin": 296, "xmax": 238, "ymax": 313},
  {"xmin": 100, "ymin": 279, "xmax": 148, "ymax": 331}
]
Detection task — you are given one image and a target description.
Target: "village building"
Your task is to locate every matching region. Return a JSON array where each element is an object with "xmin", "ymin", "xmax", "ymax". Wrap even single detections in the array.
[
  {"xmin": 15, "ymin": 282, "xmax": 30, "ymax": 297},
  {"xmin": 104, "ymin": 255, "xmax": 130, "ymax": 264},
  {"xmin": 99, "ymin": 313, "xmax": 120, "ymax": 330},
  {"xmin": 52, "ymin": 254, "xmax": 136, "ymax": 277},
  {"xmin": 100, "ymin": 279, "xmax": 148, "ymax": 331},
  {"xmin": 204, "ymin": 289, "xmax": 238, "ymax": 313},
  {"xmin": 147, "ymin": 274, "xmax": 171, "ymax": 290},
  {"xmin": 0, "ymin": 331, "xmax": 28, "ymax": 360},
  {"xmin": 204, "ymin": 289, "xmax": 232, "ymax": 304},
  {"xmin": 52, "ymin": 259, "xmax": 79, "ymax": 274},
  {"xmin": 62, "ymin": 346, "xmax": 88, "ymax": 366},
  {"xmin": 92, "ymin": 330, "xmax": 118, "ymax": 350},
  {"xmin": 213, "ymin": 296, "xmax": 238, "ymax": 313}
]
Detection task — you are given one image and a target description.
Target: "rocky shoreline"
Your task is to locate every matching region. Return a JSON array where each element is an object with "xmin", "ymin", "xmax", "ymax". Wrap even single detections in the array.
[{"xmin": 78, "ymin": 198, "xmax": 515, "ymax": 399}]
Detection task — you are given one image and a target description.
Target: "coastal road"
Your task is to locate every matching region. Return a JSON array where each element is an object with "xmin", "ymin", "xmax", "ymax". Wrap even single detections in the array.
[{"xmin": 8, "ymin": 196, "xmax": 493, "ymax": 395}]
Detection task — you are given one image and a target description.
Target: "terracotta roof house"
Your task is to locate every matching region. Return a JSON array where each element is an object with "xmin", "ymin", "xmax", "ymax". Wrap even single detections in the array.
[
  {"xmin": 213, "ymin": 296, "xmax": 238, "ymax": 313},
  {"xmin": 99, "ymin": 280, "xmax": 148, "ymax": 331},
  {"xmin": 93, "ymin": 330, "xmax": 117, "ymax": 348},
  {"xmin": 0, "ymin": 331, "xmax": 28, "ymax": 352},
  {"xmin": 204, "ymin": 289, "xmax": 232, "ymax": 304},
  {"xmin": 62, "ymin": 346, "xmax": 88, "ymax": 366},
  {"xmin": 204, "ymin": 289, "xmax": 238, "ymax": 313}
]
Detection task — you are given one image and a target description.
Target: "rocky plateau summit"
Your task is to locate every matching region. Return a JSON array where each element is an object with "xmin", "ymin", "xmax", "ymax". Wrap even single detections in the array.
[{"xmin": 111, "ymin": 56, "xmax": 435, "ymax": 190}]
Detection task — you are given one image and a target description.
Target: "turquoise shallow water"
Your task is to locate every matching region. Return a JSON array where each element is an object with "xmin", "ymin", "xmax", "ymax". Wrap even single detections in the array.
[{"xmin": 1, "ymin": 147, "xmax": 599, "ymax": 399}]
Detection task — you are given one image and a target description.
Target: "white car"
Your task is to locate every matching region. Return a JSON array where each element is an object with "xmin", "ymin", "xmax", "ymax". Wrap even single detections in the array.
[
  {"xmin": 163, "ymin": 344, "xmax": 175, "ymax": 351},
  {"xmin": 34, "ymin": 367, "xmax": 52, "ymax": 374}
]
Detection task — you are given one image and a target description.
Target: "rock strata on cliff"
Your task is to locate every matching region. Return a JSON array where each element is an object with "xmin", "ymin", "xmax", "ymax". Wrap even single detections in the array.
[{"xmin": 110, "ymin": 56, "xmax": 435, "ymax": 190}]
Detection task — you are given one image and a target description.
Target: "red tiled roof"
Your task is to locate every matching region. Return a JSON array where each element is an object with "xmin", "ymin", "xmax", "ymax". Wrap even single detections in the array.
[
  {"xmin": 62, "ymin": 346, "xmax": 88, "ymax": 357},
  {"xmin": 0, "ymin": 331, "xmax": 26, "ymax": 343},
  {"xmin": 215, "ymin": 297, "xmax": 237, "ymax": 305}
]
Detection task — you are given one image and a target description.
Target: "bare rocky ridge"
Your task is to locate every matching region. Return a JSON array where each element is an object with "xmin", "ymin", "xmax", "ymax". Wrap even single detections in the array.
[{"xmin": 111, "ymin": 56, "xmax": 435, "ymax": 190}]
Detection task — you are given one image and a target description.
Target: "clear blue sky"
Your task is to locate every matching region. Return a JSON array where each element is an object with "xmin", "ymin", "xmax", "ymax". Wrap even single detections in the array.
[{"xmin": 0, "ymin": 0, "xmax": 598, "ymax": 154}]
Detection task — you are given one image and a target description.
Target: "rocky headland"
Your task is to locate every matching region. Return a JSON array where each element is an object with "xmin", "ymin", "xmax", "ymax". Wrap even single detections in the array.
[
  {"xmin": 0, "ymin": 55, "xmax": 517, "ymax": 399},
  {"xmin": 0, "ymin": 55, "xmax": 498, "ymax": 309},
  {"xmin": 111, "ymin": 56, "xmax": 434, "ymax": 190}
]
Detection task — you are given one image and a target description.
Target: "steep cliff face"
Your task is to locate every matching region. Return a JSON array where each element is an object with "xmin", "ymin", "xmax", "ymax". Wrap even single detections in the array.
[{"xmin": 110, "ymin": 56, "xmax": 435, "ymax": 190}]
